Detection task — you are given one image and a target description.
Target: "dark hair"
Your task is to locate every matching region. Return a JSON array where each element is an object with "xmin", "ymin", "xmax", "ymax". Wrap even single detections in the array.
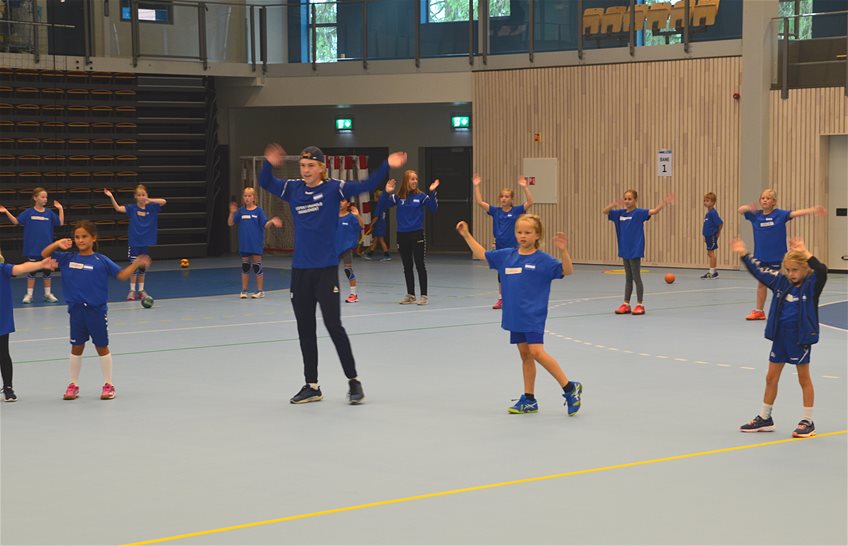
[{"xmin": 72, "ymin": 220, "xmax": 97, "ymax": 238}]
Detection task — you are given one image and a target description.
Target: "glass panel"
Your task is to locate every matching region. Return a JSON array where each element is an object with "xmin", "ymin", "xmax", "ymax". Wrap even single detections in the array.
[
  {"xmin": 535, "ymin": 0, "xmax": 578, "ymax": 53},
  {"xmin": 206, "ymin": 3, "xmax": 248, "ymax": 63},
  {"xmin": 490, "ymin": 0, "xmax": 529, "ymax": 54},
  {"xmin": 427, "ymin": 0, "xmax": 510, "ymax": 23},
  {"xmin": 137, "ymin": 3, "xmax": 200, "ymax": 59},
  {"xmin": 366, "ymin": 0, "xmax": 416, "ymax": 61}
]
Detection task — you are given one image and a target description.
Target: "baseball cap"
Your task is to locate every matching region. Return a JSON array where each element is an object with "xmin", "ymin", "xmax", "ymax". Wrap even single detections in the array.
[{"xmin": 300, "ymin": 146, "xmax": 325, "ymax": 164}]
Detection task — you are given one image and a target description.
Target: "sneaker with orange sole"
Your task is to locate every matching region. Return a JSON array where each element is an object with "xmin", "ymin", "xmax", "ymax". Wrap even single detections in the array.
[
  {"xmin": 746, "ymin": 309, "xmax": 766, "ymax": 320},
  {"xmin": 632, "ymin": 304, "xmax": 646, "ymax": 315},
  {"xmin": 614, "ymin": 304, "xmax": 631, "ymax": 314}
]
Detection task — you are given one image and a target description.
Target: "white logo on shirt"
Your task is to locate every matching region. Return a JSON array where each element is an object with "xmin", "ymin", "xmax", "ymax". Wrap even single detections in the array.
[
  {"xmin": 413, "ymin": 199, "xmax": 421, "ymax": 204},
  {"xmin": 69, "ymin": 262, "xmax": 94, "ymax": 271},
  {"xmin": 620, "ymin": 216, "xmax": 633, "ymax": 221},
  {"xmin": 524, "ymin": 264, "xmax": 536, "ymax": 270},
  {"xmin": 785, "ymin": 294, "xmax": 799, "ymax": 303},
  {"xmin": 240, "ymin": 215, "xmax": 253, "ymax": 220},
  {"xmin": 136, "ymin": 210, "xmax": 147, "ymax": 217},
  {"xmin": 760, "ymin": 221, "xmax": 774, "ymax": 227},
  {"xmin": 505, "ymin": 267, "xmax": 522, "ymax": 275},
  {"xmin": 506, "ymin": 214, "xmax": 513, "ymax": 218},
  {"xmin": 312, "ymin": 193, "xmax": 323, "ymax": 202},
  {"xmin": 31, "ymin": 216, "xmax": 49, "ymax": 221}
]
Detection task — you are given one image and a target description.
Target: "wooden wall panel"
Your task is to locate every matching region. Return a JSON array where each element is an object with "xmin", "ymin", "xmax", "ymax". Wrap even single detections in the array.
[
  {"xmin": 473, "ymin": 58, "xmax": 743, "ymax": 268},
  {"xmin": 768, "ymin": 88, "xmax": 848, "ymax": 259}
]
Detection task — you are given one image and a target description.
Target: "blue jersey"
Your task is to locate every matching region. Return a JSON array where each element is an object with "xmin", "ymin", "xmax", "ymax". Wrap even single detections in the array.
[
  {"xmin": 18, "ymin": 207, "xmax": 60, "ymax": 258},
  {"xmin": 486, "ymin": 248, "xmax": 564, "ymax": 334},
  {"xmin": 383, "ymin": 191, "xmax": 437, "ymax": 233},
  {"xmin": 608, "ymin": 208, "xmax": 651, "ymax": 259},
  {"xmin": 0, "ymin": 264, "xmax": 15, "ymax": 336},
  {"xmin": 703, "ymin": 208, "xmax": 723, "ymax": 237},
  {"xmin": 233, "ymin": 206, "xmax": 268, "ymax": 255},
  {"xmin": 780, "ymin": 285, "xmax": 801, "ymax": 324},
  {"xmin": 371, "ymin": 200, "xmax": 388, "ymax": 237},
  {"xmin": 259, "ymin": 160, "xmax": 389, "ymax": 269},
  {"xmin": 335, "ymin": 212, "xmax": 361, "ymax": 256},
  {"xmin": 744, "ymin": 209, "xmax": 793, "ymax": 263},
  {"xmin": 488, "ymin": 204, "xmax": 526, "ymax": 249},
  {"xmin": 54, "ymin": 251, "xmax": 122, "ymax": 307},
  {"xmin": 125, "ymin": 202, "xmax": 161, "ymax": 247}
]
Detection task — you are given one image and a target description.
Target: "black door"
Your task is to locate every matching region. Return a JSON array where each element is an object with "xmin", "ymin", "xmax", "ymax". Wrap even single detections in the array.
[
  {"xmin": 424, "ymin": 146, "xmax": 472, "ymax": 252},
  {"xmin": 46, "ymin": 0, "xmax": 90, "ymax": 56}
]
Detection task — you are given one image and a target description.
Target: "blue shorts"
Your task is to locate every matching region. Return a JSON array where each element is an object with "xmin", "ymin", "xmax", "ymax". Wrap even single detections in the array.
[
  {"xmin": 510, "ymin": 331, "xmax": 544, "ymax": 345},
  {"xmin": 372, "ymin": 221, "xmax": 386, "ymax": 237},
  {"xmin": 69, "ymin": 304, "xmax": 109, "ymax": 347},
  {"xmin": 704, "ymin": 234, "xmax": 718, "ymax": 251},
  {"xmin": 769, "ymin": 324, "xmax": 811, "ymax": 365},
  {"xmin": 128, "ymin": 246, "xmax": 149, "ymax": 261},
  {"xmin": 25, "ymin": 257, "xmax": 52, "ymax": 278}
]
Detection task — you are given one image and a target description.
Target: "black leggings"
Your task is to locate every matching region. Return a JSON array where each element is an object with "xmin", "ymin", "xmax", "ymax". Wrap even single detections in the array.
[
  {"xmin": 1, "ymin": 334, "xmax": 12, "ymax": 388},
  {"xmin": 397, "ymin": 230, "xmax": 427, "ymax": 296},
  {"xmin": 290, "ymin": 267, "xmax": 357, "ymax": 384},
  {"xmin": 623, "ymin": 258, "xmax": 644, "ymax": 303}
]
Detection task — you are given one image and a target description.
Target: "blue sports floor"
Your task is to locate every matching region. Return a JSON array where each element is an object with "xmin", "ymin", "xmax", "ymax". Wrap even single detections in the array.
[{"xmin": 1, "ymin": 255, "xmax": 846, "ymax": 545}]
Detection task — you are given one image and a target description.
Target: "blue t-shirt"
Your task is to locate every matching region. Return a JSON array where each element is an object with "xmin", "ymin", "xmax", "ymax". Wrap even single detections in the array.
[
  {"xmin": 233, "ymin": 206, "xmax": 267, "ymax": 255},
  {"xmin": 0, "ymin": 264, "xmax": 15, "ymax": 336},
  {"xmin": 125, "ymin": 202, "xmax": 161, "ymax": 247},
  {"xmin": 259, "ymin": 161, "xmax": 389, "ymax": 269},
  {"xmin": 608, "ymin": 208, "xmax": 651, "ymax": 259},
  {"xmin": 488, "ymin": 204, "xmax": 526, "ymax": 249},
  {"xmin": 18, "ymin": 207, "xmax": 60, "ymax": 258},
  {"xmin": 780, "ymin": 285, "xmax": 802, "ymax": 325},
  {"xmin": 335, "ymin": 213, "xmax": 361, "ymax": 256},
  {"xmin": 55, "ymin": 252, "xmax": 122, "ymax": 307},
  {"xmin": 744, "ymin": 209, "xmax": 793, "ymax": 263},
  {"xmin": 384, "ymin": 191, "xmax": 438, "ymax": 233},
  {"xmin": 703, "ymin": 208, "xmax": 723, "ymax": 237},
  {"xmin": 371, "ymin": 200, "xmax": 388, "ymax": 236},
  {"xmin": 486, "ymin": 248, "xmax": 563, "ymax": 334}
]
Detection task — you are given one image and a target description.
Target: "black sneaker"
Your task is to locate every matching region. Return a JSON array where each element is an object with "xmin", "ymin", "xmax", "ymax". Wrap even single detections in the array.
[
  {"xmin": 348, "ymin": 379, "xmax": 365, "ymax": 405},
  {"xmin": 3, "ymin": 386, "xmax": 17, "ymax": 402},
  {"xmin": 290, "ymin": 385, "xmax": 323, "ymax": 404},
  {"xmin": 700, "ymin": 272, "xmax": 713, "ymax": 279},
  {"xmin": 739, "ymin": 415, "xmax": 775, "ymax": 432},
  {"xmin": 792, "ymin": 419, "xmax": 816, "ymax": 438}
]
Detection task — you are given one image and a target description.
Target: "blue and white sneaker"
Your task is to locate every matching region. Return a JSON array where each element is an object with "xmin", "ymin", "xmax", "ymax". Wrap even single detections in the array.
[
  {"xmin": 507, "ymin": 394, "xmax": 538, "ymax": 414},
  {"xmin": 563, "ymin": 382, "xmax": 583, "ymax": 416}
]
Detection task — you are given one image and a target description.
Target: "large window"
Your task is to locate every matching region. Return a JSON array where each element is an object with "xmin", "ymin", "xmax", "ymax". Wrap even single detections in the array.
[
  {"xmin": 427, "ymin": 0, "xmax": 510, "ymax": 23},
  {"xmin": 778, "ymin": 0, "xmax": 813, "ymax": 40},
  {"xmin": 308, "ymin": 0, "xmax": 337, "ymax": 63}
]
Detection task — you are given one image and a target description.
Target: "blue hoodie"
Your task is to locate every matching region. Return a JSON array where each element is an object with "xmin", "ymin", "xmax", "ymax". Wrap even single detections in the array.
[{"xmin": 381, "ymin": 190, "xmax": 437, "ymax": 233}]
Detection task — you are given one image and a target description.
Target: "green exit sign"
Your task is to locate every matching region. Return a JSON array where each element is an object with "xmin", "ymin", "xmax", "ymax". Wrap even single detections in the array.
[
  {"xmin": 451, "ymin": 115, "xmax": 470, "ymax": 129},
  {"xmin": 335, "ymin": 118, "xmax": 353, "ymax": 132}
]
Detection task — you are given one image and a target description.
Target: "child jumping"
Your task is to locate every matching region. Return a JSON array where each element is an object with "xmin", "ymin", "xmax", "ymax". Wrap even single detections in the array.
[
  {"xmin": 603, "ymin": 190, "xmax": 674, "ymax": 315},
  {"xmin": 1, "ymin": 256, "xmax": 60, "ymax": 401},
  {"xmin": 0, "ymin": 187, "xmax": 64, "ymax": 303},
  {"xmin": 456, "ymin": 214, "xmax": 583, "ymax": 416},
  {"xmin": 732, "ymin": 237, "xmax": 827, "ymax": 438},
  {"xmin": 701, "ymin": 192, "xmax": 723, "ymax": 279},
  {"xmin": 473, "ymin": 174, "xmax": 534, "ymax": 309},
  {"xmin": 42, "ymin": 221, "xmax": 151, "ymax": 401},
  {"xmin": 228, "ymin": 187, "xmax": 283, "ymax": 299},
  {"xmin": 737, "ymin": 189, "xmax": 825, "ymax": 320},
  {"xmin": 337, "ymin": 199, "xmax": 365, "ymax": 303},
  {"xmin": 104, "ymin": 185, "xmax": 166, "ymax": 301}
]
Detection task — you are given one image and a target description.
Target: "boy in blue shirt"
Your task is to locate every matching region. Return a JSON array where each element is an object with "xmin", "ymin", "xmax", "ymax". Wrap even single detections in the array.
[
  {"xmin": 42, "ymin": 220, "xmax": 151, "ymax": 401},
  {"xmin": 362, "ymin": 190, "xmax": 391, "ymax": 262},
  {"xmin": 336, "ymin": 199, "xmax": 365, "ymax": 303},
  {"xmin": 701, "ymin": 192, "xmax": 723, "ymax": 279},
  {"xmin": 260, "ymin": 143, "xmax": 407, "ymax": 405},
  {"xmin": 456, "ymin": 214, "xmax": 583, "ymax": 416},
  {"xmin": 228, "ymin": 187, "xmax": 283, "ymax": 299}
]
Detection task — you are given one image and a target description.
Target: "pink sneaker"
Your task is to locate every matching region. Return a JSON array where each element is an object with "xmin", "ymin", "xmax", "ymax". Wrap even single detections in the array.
[
  {"xmin": 345, "ymin": 294, "xmax": 359, "ymax": 303},
  {"xmin": 63, "ymin": 383, "xmax": 79, "ymax": 400},
  {"xmin": 492, "ymin": 298, "xmax": 503, "ymax": 310},
  {"xmin": 100, "ymin": 383, "xmax": 116, "ymax": 400},
  {"xmin": 127, "ymin": 291, "xmax": 137, "ymax": 301}
]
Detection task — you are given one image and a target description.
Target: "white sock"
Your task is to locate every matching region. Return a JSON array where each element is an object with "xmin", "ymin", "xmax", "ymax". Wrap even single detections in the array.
[
  {"xmin": 69, "ymin": 354, "xmax": 83, "ymax": 384},
  {"xmin": 709, "ymin": 268, "xmax": 716, "ymax": 275},
  {"xmin": 26, "ymin": 288, "xmax": 33, "ymax": 296},
  {"xmin": 350, "ymin": 286, "xmax": 357, "ymax": 295},
  {"xmin": 138, "ymin": 282, "xmax": 145, "ymax": 292},
  {"xmin": 802, "ymin": 407, "xmax": 813, "ymax": 422},
  {"xmin": 45, "ymin": 286, "xmax": 52, "ymax": 295},
  {"xmin": 129, "ymin": 282, "xmax": 136, "ymax": 292},
  {"xmin": 308, "ymin": 383, "xmax": 319, "ymax": 390},
  {"xmin": 99, "ymin": 353, "xmax": 113, "ymax": 385},
  {"xmin": 759, "ymin": 403, "xmax": 773, "ymax": 420}
]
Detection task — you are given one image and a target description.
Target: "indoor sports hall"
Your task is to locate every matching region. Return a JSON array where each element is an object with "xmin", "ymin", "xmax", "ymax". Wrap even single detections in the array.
[{"xmin": 1, "ymin": 1, "xmax": 846, "ymax": 545}]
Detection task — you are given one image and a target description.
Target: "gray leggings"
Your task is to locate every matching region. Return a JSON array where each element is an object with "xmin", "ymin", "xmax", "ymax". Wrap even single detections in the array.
[{"xmin": 623, "ymin": 258, "xmax": 644, "ymax": 303}]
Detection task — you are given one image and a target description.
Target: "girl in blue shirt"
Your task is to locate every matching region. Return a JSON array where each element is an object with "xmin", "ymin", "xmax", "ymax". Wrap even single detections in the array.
[
  {"xmin": 363, "ymin": 190, "xmax": 391, "ymax": 261},
  {"xmin": 472, "ymin": 173, "xmax": 534, "ymax": 309},
  {"xmin": 228, "ymin": 187, "xmax": 283, "ymax": 299},
  {"xmin": 104, "ymin": 185, "xmax": 167, "ymax": 301},
  {"xmin": 737, "ymin": 188, "xmax": 825, "ymax": 321},
  {"xmin": 602, "ymin": 190, "xmax": 674, "ymax": 316},
  {"xmin": 1, "ymin": 256, "xmax": 60, "ymax": 402},
  {"xmin": 336, "ymin": 199, "xmax": 365, "ymax": 303},
  {"xmin": 456, "ymin": 214, "xmax": 583, "ymax": 416},
  {"xmin": 381, "ymin": 171, "xmax": 439, "ymax": 305},
  {"xmin": 42, "ymin": 220, "xmax": 151, "ymax": 401},
  {"xmin": 732, "ymin": 237, "xmax": 827, "ymax": 439},
  {"xmin": 0, "ymin": 187, "xmax": 64, "ymax": 304}
]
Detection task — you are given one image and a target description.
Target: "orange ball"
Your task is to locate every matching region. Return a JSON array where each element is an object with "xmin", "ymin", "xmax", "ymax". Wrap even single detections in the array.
[{"xmin": 664, "ymin": 273, "xmax": 676, "ymax": 284}]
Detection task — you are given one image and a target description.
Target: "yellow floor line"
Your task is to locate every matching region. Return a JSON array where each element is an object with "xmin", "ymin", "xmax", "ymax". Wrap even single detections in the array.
[{"xmin": 124, "ymin": 430, "xmax": 847, "ymax": 545}]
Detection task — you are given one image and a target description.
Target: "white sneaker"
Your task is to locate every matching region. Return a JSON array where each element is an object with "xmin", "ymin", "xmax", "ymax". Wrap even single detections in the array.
[
  {"xmin": 21, "ymin": 294, "xmax": 32, "ymax": 304},
  {"xmin": 251, "ymin": 291, "xmax": 265, "ymax": 299},
  {"xmin": 417, "ymin": 295, "xmax": 429, "ymax": 306},
  {"xmin": 44, "ymin": 293, "xmax": 59, "ymax": 303},
  {"xmin": 240, "ymin": 291, "xmax": 248, "ymax": 299},
  {"xmin": 399, "ymin": 294, "xmax": 416, "ymax": 305}
]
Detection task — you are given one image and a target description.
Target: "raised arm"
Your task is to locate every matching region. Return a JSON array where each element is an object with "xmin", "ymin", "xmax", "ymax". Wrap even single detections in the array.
[
  {"xmin": 649, "ymin": 192, "xmax": 675, "ymax": 216},
  {"xmin": 472, "ymin": 175, "xmax": 490, "ymax": 211},
  {"xmin": 227, "ymin": 202, "xmax": 238, "ymax": 227},
  {"xmin": 738, "ymin": 201, "xmax": 758, "ymax": 215},
  {"xmin": 789, "ymin": 237, "xmax": 827, "ymax": 298},
  {"xmin": 104, "ymin": 189, "xmax": 126, "ymax": 214},
  {"xmin": 54, "ymin": 200, "xmax": 65, "ymax": 226},
  {"xmin": 259, "ymin": 143, "xmax": 288, "ymax": 196},
  {"xmin": 553, "ymin": 233, "xmax": 573, "ymax": 276},
  {"xmin": 341, "ymin": 151, "xmax": 407, "ymax": 198},
  {"xmin": 117, "ymin": 255, "xmax": 152, "ymax": 282},
  {"xmin": 731, "ymin": 238, "xmax": 781, "ymax": 290},
  {"xmin": 42, "ymin": 238, "xmax": 73, "ymax": 258},
  {"xmin": 350, "ymin": 205, "xmax": 366, "ymax": 228},
  {"xmin": 424, "ymin": 179, "xmax": 440, "ymax": 212},
  {"xmin": 12, "ymin": 257, "xmax": 58, "ymax": 277},
  {"xmin": 266, "ymin": 216, "xmax": 283, "ymax": 229},
  {"xmin": 602, "ymin": 198, "xmax": 625, "ymax": 215},
  {"xmin": 0, "ymin": 205, "xmax": 19, "ymax": 225},
  {"xmin": 518, "ymin": 176, "xmax": 534, "ymax": 210},
  {"xmin": 455, "ymin": 221, "xmax": 486, "ymax": 260},
  {"xmin": 789, "ymin": 206, "xmax": 826, "ymax": 219},
  {"xmin": 148, "ymin": 198, "xmax": 167, "ymax": 207}
]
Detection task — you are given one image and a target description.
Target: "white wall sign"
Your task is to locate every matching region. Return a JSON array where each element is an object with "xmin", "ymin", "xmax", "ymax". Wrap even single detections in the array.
[
  {"xmin": 521, "ymin": 158, "xmax": 558, "ymax": 204},
  {"xmin": 657, "ymin": 150, "xmax": 672, "ymax": 177}
]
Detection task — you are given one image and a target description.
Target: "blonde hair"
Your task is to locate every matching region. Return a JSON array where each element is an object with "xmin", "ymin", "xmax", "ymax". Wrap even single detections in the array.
[
  {"xmin": 624, "ymin": 189, "xmax": 638, "ymax": 200},
  {"xmin": 398, "ymin": 170, "xmax": 421, "ymax": 199},
  {"xmin": 32, "ymin": 187, "xmax": 46, "ymax": 199},
  {"xmin": 516, "ymin": 213, "xmax": 543, "ymax": 249},
  {"xmin": 134, "ymin": 184, "xmax": 148, "ymax": 194},
  {"xmin": 704, "ymin": 192, "xmax": 717, "ymax": 202},
  {"xmin": 782, "ymin": 250, "xmax": 811, "ymax": 275},
  {"xmin": 499, "ymin": 188, "xmax": 515, "ymax": 200},
  {"xmin": 242, "ymin": 187, "xmax": 256, "ymax": 197},
  {"xmin": 760, "ymin": 188, "xmax": 777, "ymax": 200}
]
